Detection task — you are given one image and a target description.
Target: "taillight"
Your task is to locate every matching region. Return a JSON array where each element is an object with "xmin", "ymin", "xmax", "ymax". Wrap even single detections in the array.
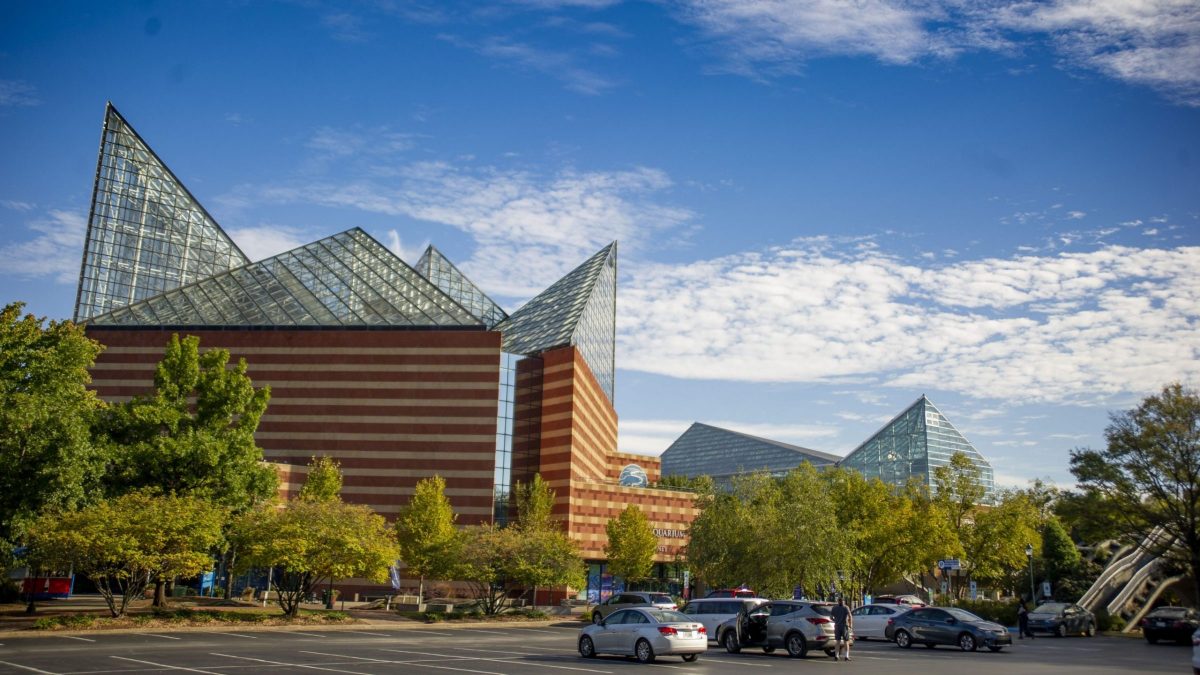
[
  {"xmin": 698, "ymin": 626, "xmax": 707, "ymax": 634},
  {"xmin": 807, "ymin": 617, "xmax": 832, "ymax": 625},
  {"xmin": 887, "ymin": 618, "xmax": 894, "ymax": 625},
  {"xmin": 658, "ymin": 626, "xmax": 678, "ymax": 636}
]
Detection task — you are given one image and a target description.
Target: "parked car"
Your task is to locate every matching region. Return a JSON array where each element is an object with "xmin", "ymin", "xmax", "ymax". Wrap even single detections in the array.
[
  {"xmin": 885, "ymin": 606, "xmax": 1011, "ymax": 652},
  {"xmin": 680, "ymin": 597, "xmax": 768, "ymax": 641},
  {"xmin": 1140, "ymin": 606, "xmax": 1200, "ymax": 644},
  {"xmin": 705, "ymin": 588, "xmax": 757, "ymax": 598},
  {"xmin": 850, "ymin": 603, "xmax": 914, "ymax": 640},
  {"xmin": 716, "ymin": 600, "xmax": 838, "ymax": 658},
  {"xmin": 578, "ymin": 607, "xmax": 707, "ymax": 663},
  {"xmin": 1028, "ymin": 602, "xmax": 1097, "ymax": 637},
  {"xmin": 1191, "ymin": 626, "xmax": 1200, "ymax": 674},
  {"xmin": 591, "ymin": 592, "xmax": 677, "ymax": 624},
  {"xmin": 874, "ymin": 594, "xmax": 926, "ymax": 607}
]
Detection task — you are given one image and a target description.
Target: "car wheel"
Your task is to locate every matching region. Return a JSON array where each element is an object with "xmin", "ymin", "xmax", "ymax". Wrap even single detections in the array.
[
  {"xmin": 579, "ymin": 636, "xmax": 596, "ymax": 658},
  {"xmin": 591, "ymin": 612, "xmax": 603, "ymax": 624},
  {"xmin": 785, "ymin": 632, "xmax": 808, "ymax": 658},
  {"xmin": 958, "ymin": 633, "xmax": 977, "ymax": 652},
  {"xmin": 723, "ymin": 630, "xmax": 742, "ymax": 654},
  {"xmin": 988, "ymin": 646, "xmax": 1003, "ymax": 652},
  {"xmin": 1085, "ymin": 622, "xmax": 1096, "ymax": 637},
  {"xmin": 824, "ymin": 649, "xmax": 836, "ymax": 658},
  {"xmin": 895, "ymin": 630, "xmax": 913, "ymax": 649},
  {"xmin": 762, "ymin": 646, "xmax": 775, "ymax": 654},
  {"xmin": 1056, "ymin": 623, "xmax": 1068, "ymax": 638},
  {"xmin": 682, "ymin": 653, "xmax": 699, "ymax": 662},
  {"xmin": 635, "ymin": 638, "xmax": 656, "ymax": 663}
]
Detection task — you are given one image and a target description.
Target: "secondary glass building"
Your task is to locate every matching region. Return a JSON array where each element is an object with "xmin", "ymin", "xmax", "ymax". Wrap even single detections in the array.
[{"xmin": 661, "ymin": 422, "xmax": 840, "ymax": 486}]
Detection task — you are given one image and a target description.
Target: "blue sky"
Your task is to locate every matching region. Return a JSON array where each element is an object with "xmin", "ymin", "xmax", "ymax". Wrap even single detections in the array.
[{"xmin": 2, "ymin": 1, "xmax": 1198, "ymax": 489}]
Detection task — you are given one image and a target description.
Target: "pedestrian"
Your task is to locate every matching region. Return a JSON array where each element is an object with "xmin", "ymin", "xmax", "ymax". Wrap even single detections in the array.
[
  {"xmin": 831, "ymin": 596, "xmax": 853, "ymax": 661},
  {"xmin": 1017, "ymin": 597, "xmax": 1035, "ymax": 639}
]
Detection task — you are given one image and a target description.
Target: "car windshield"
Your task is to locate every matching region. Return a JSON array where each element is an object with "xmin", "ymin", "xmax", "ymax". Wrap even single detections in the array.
[
  {"xmin": 1033, "ymin": 603, "xmax": 1067, "ymax": 613},
  {"xmin": 648, "ymin": 610, "xmax": 691, "ymax": 623},
  {"xmin": 946, "ymin": 608, "xmax": 984, "ymax": 622},
  {"xmin": 1149, "ymin": 607, "xmax": 1189, "ymax": 617},
  {"xmin": 649, "ymin": 594, "xmax": 674, "ymax": 604}
]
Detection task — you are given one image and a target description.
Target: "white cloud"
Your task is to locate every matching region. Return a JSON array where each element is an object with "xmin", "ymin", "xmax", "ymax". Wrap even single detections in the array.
[
  {"xmin": 0, "ymin": 80, "xmax": 41, "ymax": 107},
  {"xmin": 439, "ymin": 34, "xmax": 616, "ymax": 95},
  {"xmin": 1067, "ymin": 210, "xmax": 1087, "ymax": 219},
  {"xmin": 1, "ymin": 200, "xmax": 35, "ymax": 212},
  {"xmin": 618, "ymin": 241, "xmax": 1200, "ymax": 405},
  {"xmin": 0, "ymin": 210, "xmax": 86, "ymax": 283},
  {"xmin": 224, "ymin": 224, "xmax": 311, "ymax": 261},
  {"xmin": 386, "ymin": 229, "xmax": 429, "ymax": 265}
]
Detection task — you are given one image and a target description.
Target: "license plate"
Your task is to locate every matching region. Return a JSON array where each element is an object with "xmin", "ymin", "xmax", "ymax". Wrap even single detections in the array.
[{"xmin": 678, "ymin": 631, "xmax": 693, "ymax": 637}]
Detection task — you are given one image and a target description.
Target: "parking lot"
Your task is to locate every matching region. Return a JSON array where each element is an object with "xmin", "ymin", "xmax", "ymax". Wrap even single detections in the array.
[{"xmin": 0, "ymin": 623, "xmax": 1191, "ymax": 674}]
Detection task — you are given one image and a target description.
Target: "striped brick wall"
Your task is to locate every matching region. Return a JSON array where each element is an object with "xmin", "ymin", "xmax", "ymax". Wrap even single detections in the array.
[{"xmin": 85, "ymin": 327, "xmax": 502, "ymax": 524}]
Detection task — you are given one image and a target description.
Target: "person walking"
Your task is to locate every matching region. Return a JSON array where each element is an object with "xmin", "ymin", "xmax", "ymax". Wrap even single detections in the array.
[
  {"xmin": 1017, "ymin": 598, "xmax": 1035, "ymax": 639},
  {"xmin": 831, "ymin": 596, "xmax": 853, "ymax": 661}
]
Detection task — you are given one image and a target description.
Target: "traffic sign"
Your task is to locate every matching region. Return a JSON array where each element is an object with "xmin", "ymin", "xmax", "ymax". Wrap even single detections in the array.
[
  {"xmin": 937, "ymin": 558, "xmax": 961, "ymax": 571},
  {"xmin": 969, "ymin": 581, "xmax": 977, "ymax": 601}
]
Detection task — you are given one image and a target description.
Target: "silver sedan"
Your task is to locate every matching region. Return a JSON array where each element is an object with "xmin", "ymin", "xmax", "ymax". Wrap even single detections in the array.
[{"xmin": 579, "ymin": 607, "xmax": 708, "ymax": 663}]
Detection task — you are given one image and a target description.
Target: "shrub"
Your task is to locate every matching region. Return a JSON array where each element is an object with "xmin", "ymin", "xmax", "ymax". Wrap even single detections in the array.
[
  {"xmin": 423, "ymin": 612, "xmax": 445, "ymax": 623},
  {"xmin": 32, "ymin": 617, "xmax": 60, "ymax": 630},
  {"xmin": 954, "ymin": 599, "xmax": 1018, "ymax": 626}
]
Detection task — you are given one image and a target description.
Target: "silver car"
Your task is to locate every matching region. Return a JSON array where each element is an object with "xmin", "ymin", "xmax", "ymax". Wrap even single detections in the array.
[
  {"xmin": 680, "ymin": 597, "xmax": 768, "ymax": 642},
  {"xmin": 850, "ymin": 603, "xmax": 912, "ymax": 640},
  {"xmin": 591, "ymin": 591, "xmax": 677, "ymax": 624},
  {"xmin": 717, "ymin": 600, "xmax": 838, "ymax": 658},
  {"xmin": 578, "ymin": 607, "xmax": 708, "ymax": 663}
]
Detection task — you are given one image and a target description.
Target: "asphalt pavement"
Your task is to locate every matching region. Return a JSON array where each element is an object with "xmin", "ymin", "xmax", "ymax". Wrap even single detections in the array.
[{"xmin": 0, "ymin": 623, "xmax": 1192, "ymax": 674}]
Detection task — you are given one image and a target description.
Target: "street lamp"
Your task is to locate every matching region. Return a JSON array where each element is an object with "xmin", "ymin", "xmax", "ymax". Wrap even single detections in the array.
[{"xmin": 1025, "ymin": 543, "xmax": 1035, "ymax": 602}]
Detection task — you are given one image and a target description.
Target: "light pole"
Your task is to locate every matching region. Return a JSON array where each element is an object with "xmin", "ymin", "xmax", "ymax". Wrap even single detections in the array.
[{"xmin": 1025, "ymin": 543, "xmax": 1035, "ymax": 602}]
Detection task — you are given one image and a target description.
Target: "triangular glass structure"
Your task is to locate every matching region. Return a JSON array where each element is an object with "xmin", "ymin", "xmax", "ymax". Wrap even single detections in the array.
[
  {"xmin": 74, "ymin": 103, "xmax": 249, "ymax": 322},
  {"xmin": 839, "ymin": 396, "xmax": 995, "ymax": 497},
  {"xmin": 497, "ymin": 243, "xmax": 617, "ymax": 402},
  {"xmin": 661, "ymin": 422, "xmax": 840, "ymax": 487},
  {"xmin": 414, "ymin": 245, "xmax": 508, "ymax": 328},
  {"xmin": 87, "ymin": 228, "xmax": 483, "ymax": 327}
]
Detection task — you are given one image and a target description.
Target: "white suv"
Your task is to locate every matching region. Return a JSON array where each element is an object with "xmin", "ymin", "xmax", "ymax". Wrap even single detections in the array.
[
  {"xmin": 716, "ymin": 600, "xmax": 839, "ymax": 658},
  {"xmin": 680, "ymin": 597, "xmax": 768, "ymax": 642}
]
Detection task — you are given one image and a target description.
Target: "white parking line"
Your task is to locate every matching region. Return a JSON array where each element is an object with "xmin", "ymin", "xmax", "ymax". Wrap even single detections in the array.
[
  {"xmin": 280, "ymin": 631, "xmax": 328, "ymax": 638},
  {"xmin": 60, "ymin": 636, "xmax": 95, "ymax": 643},
  {"xmin": 111, "ymin": 656, "xmax": 220, "ymax": 674},
  {"xmin": 133, "ymin": 632, "xmax": 181, "ymax": 640},
  {"xmin": 458, "ymin": 629, "xmax": 513, "ymax": 635},
  {"xmin": 340, "ymin": 630, "xmax": 393, "ymax": 637},
  {"xmin": 307, "ymin": 650, "xmax": 506, "ymax": 675},
  {"xmin": 0, "ymin": 661, "xmax": 58, "ymax": 674},
  {"xmin": 516, "ymin": 628, "xmax": 571, "ymax": 635},
  {"xmin": 411, "ymin": 630, "xmax": 455, "ymax": 636},
  {"xmin": 212, "ymin": 632, "xmax": 257, "ymax": 639},
  {"xmin": 210, "ymin": 652, "xmax": 373, "ymax": 675}
]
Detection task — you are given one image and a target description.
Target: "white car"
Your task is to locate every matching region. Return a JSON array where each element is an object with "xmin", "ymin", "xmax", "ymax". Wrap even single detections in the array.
[
  {"xmin": 680, "ymin": 597, "xmax": 768, "ymax": 642},
  {"xmin": 579, "ymin": 607, "xmax": 708, "ymax": 663},
  {"xmin": 851, "ymin": 603, "xmax": 913, "ymax": 640}
]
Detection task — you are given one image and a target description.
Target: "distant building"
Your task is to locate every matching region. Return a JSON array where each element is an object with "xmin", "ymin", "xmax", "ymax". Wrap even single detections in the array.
[
  {"xmin": 661, "ymin": 397, "xmax": 995, "ymax": 498},
  {"xmin": 660, "ymin": 422, "xmax": 839, "ymax": 486},
  {"xmin": 74, "ymin": 103, "xmax": 695, "ymax": 600}
]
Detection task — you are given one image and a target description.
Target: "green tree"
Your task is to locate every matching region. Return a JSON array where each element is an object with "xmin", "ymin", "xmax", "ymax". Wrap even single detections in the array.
[
  {"xmin": 298, "ymin": 456, "xmax": 342, "ymax": 502},
  {"xmin": 933, "ymin": 451, "xmax": 987, "ymax": 532},
  {"xmin": 515, "ymin": 474, "xmax": 556, "ymax": 531},
  {"xmin": 99, "ymin": 334, "xmax": 278, "ymax": 602},
  {"xmin": 604, "ymin": 505, "xmax": 657, "ymax": 585},
  {"xmin": 232, "ymin": 498, "xmax": 399, "ymax": 617},
  {"xmin": 1042, "ymin": 516, "xmax": 1082, "ymax": 599},
  {"xmin": 26, "ymin": 490, "xmax": 225, "ymax": 617},
  {"xmin": 1054, "ymin": 489, "xmax": 1126, "ymax": 545},
  {"xmin": 1071, "ymin": 383, "xmax": 1200, "ymax": 605},
  {"xmin": 458, "ymin": 524, "xmax": 519, "ymax": 615},
  {"xmin": 0, "ymin": 303, "xmax": 106, "ymax": 572},
  {"xmin": 511, "ymin": 474, "xmax": 584, "ymax": 606},
  {"xmin": 395, "ymin": 475, "xmax": 461, "ymax": 602},
  {"xmin": 962, "ymin": 490, "xmax": 1042, "ymax": 595}
]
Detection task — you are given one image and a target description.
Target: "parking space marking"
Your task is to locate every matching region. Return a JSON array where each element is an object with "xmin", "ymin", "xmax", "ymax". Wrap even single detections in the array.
[
  {"xmin": 210, "ymin": 652, "xmax": 374, "ymax": 675},
  {"xmin": 447, "ymin": 647, "xmax": 616, "ymax": 673},
  {"xmin": 133, "ymin": 633, "xmax": 181, "ymax": 640},
  {"xmin": 310, "ymin": 650, "xmax": 506, "ymax": 675},
  {"xmin": 410, "ymin": 630, "xmax": 454, "ymax": 636},
  {"xmin": 279, "ymin": 631, "xmax": 328, "ymax": 638},
  {"xmin": 211, "ymin": 632, "xmax": 257, "ymax": 639},
  {"xmin": 340, "ymin": 631, "xmax": 393, "ymax": 637},
  {"xmin": 697, "ymin": 655, "xmax": 775, "ymax": 667},
  {"xmin": 514, "ymin": 628, "xmax": 570, "ymax": 635},
  {"xmin": 458, "ymin": 629, "xmax": 514, "ymax": 636},
  {"xmin": 0, "ymin": 660, "xmax": 59, "ymax": 674},
  {"xmin": 60, "ymin": 636, "xmax": 96, "ymax": 643},
  {"xmin": 111, "ymin": 656, "xmax": 220, "ymax": 674}
]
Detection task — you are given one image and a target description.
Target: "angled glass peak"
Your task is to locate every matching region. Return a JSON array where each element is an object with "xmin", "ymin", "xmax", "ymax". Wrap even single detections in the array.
[
  {"xmin": 497, "ymin": 242, "xmax": 617, "ymax": 402},
  {"xmin": 74, "ymin": 103, "xmax": 249, "ymax": 322},
  {"xmin": 87, "ymin": 228, "xmax": 485, "ymax": 328},
  {"xmin": 839, "ymin": 396, "xmax": 995, "ymax": 499},
  {"xmin": 415, "ymin": 245, "xmax": 508, "ymax": 328}
]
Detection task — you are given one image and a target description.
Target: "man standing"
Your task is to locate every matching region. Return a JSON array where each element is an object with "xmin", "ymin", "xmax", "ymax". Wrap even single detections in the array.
[
  {"xmin": 1018, "ymin": 598, "xmax": 1035, "ymax": 639},
  {"xmin": 831, "ymin": 596, "xmax": 853, "ymax": 661}
]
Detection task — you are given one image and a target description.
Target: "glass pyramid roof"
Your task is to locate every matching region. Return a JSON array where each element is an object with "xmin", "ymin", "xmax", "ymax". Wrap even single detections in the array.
[
  {"xmin": 87, "ymin": 228, "xmax": 483, "ymax": 328},
  {"xmin": 414, "ymin": 245, "xmax": 508, "ymax": 328},
  {"xmin": 497, "ymin": 243, "xmax": 617, "ymax": 402},
  {"xmin": 74, "ymin": 103, "xmax": 249, "ymax": 322},
  {"xmin": 661, "ymin": 422, "xmax": 840, "ymax": 486},
  {"xmin": 839, "ymin": 396, "xmax": 995, "ymax": 497}
]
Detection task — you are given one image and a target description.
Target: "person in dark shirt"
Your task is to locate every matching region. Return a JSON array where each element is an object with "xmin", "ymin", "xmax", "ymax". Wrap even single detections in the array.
[{"xmin": 831, "ymin": 596, "xmax": 853, "ymax": 661}]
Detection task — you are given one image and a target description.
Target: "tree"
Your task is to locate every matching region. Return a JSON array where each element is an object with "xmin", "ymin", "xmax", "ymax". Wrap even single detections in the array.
[
  {"xmin": 232, "ymin": 498, "xmax": 399, "ymax": 617},
  {"xmin": 0, "ymin": 303, "xmax": 106, "ymax": 572},
  {"xmin": 99, "ymin": 334, "xmax": 278, "ymax": 602},
  {"xmin": 514, "ymin": 474, "xmax": 555, "ymax": 531},
  {"xmin": 962, "ymin": 490, "xmax": 1042, "ymax": 595},
  {"xmin": 1042, "ymin": 516, "xmax": 1083, "ymax": 600},
  {"xmin": 511, "ymin": 474, "xmax": 584, "ymax": 606},
  {"xmin": 395, "ymin": 475, "xmax": 461, "ymax": 602},
  {"xmin": 26, "ymin": 490, "xmax": 225, "ymax": 617},
  {"xmin": 1071, "ymin": 383, "xmax": 1200, "ymax": 605},
  {"xmin": 605, "ymin": 505, "xmax": 657, "ymax": 585},
  {"xmin": 458, "ymin": 524, "xmax": 519, "ymax": 615},
  {"xmin": 1054, "ymin": 489, "xmax": 1126, "ymax": 546},
  {"xmin": 298, "ymin": 456, "xmax": 342, "ymax": 502},
  {"xmin": 933, "ymin": 451, "xmax": 987, "ymax": 532}
]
